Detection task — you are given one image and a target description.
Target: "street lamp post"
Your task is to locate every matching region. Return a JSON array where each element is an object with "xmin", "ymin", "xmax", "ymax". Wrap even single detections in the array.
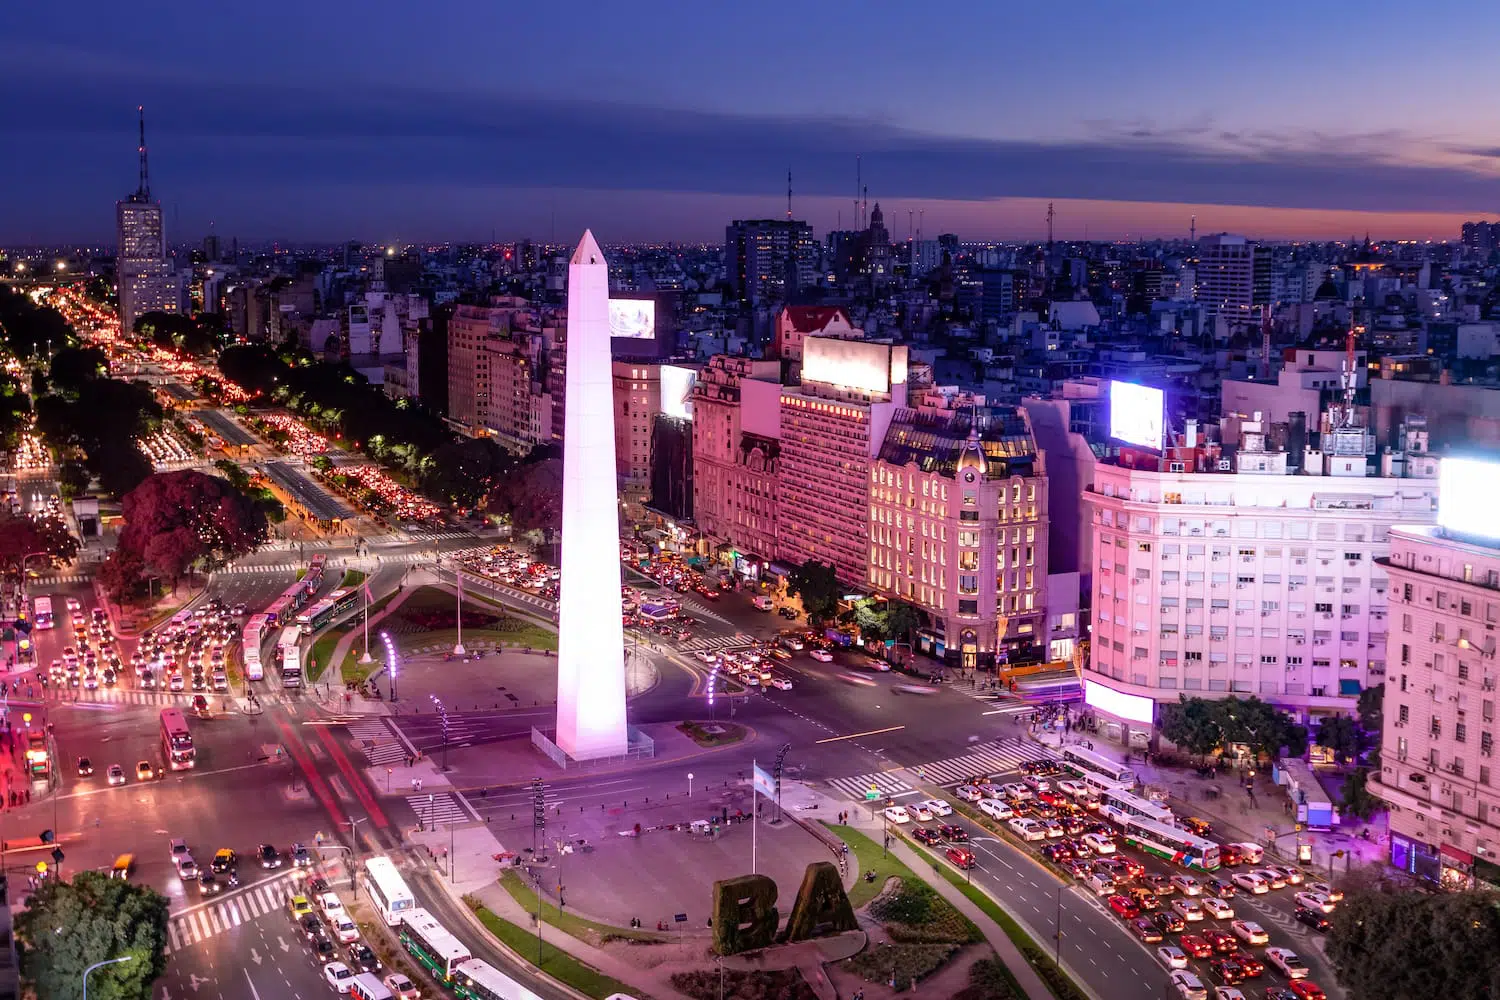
[
  {"xmin": 430, "ymin": 695, "xmax": 450, "ymax": 770},
  {"xmin": 380, "ymin": 631, "xmax": 398, "ymax": 702},
  {"xmin": 82, "ymin": 956, "xmax": 133, "ymax": 1000},
  {"xmin": 358, "ymin": 580, "xmax": 372, "ymax": 664},
  {"xmin": 345, "ymin": 816, "xmax": 367, "ymax": 889},
  {"xmin": 452, "ymin": 561, "xmax": 466, "ymax": 656},
  {"xmin": 687, "ymin": 772, "xmax": 694, "ymax": 798}
]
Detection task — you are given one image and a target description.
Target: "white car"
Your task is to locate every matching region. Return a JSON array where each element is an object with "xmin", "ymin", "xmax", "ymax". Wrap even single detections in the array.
[
  {"xmin": 107, "ymin": 764, "xmax": 126, "ymax": 786},
  {"xmin": 1211, "ymin": 989, "xmax": 1246, "ymax": 1000},
  {"xmin": 331, "ymin": 914, "xmax": 359, "ymax": 944},
  {"xmin": 770, "ymin": 676, "xmax": 793, "ymax": 690},
  {"xmin": 694, "ymin": 651, "xmax": 716, "ymax": 664},
  {"xmin": 1306, "ymin": 881, "xmax": 1343, "ymax": 902},
  {"xmin": 1157, "ymin": 945, "xmax": 1189, "ymax": 969},
  {"xmin": 1264, "ymin": 946, "xmax": 1309, "ymax": 980},
  {"xmin": 882, "ymin": 805, "xmax": 910, "ymax": 824},
  {"xmin": 176, "ymin": 856, "xmax": 198, "ymax": 880},
  {"xmin": 1171, "ymin": 898, "xmax": 1205, "ymax": 922},
  {"xmin": 1081, "ymin": 832, "xmax": 1116, "ymax": 855},
  {"xmin": 316, "ymin": 892, "xmax": 346, "ymax": 920},
  {"xmin": 1267, "ymin": 864, "xmax": 1305, "ymax": 885},
  {"xmin": 1170, "ymin": 875, "xmax": 1202, "ymax": 896},
  {"xmin": 1001, "ymin": 782, "xmax": 1033, "ymax": 801},
  {"xmin": 978, "ymin": 798, "xmax": 1013, "ymax": 821},
  {"xmin": 169, "ymin": 838, "xmax": 190, "ymax": 863},
  {"xmin": 1201, "ymin": 896, "xmax": 1234, "ymax": 919},
  {"xmin": 1170, "ymin": 971, "xmax": 1208, "ymax": 1000},
  {"xmin": 323, "ymin": 961, "xmax": 354, "ymax": 993},
  {"xmin": 1022, "ymin": 774, "xmax": 1051, "ymax": 792},
  {"xmin": 909, "ymin": 802, "xmax": 933, "ymax": 822},
  {"xmin": 1230, "ymin": 919, "xmax": 1268, "ymax": 945},
  {"xmin": 809, "ymin": 649, "xmax": 833, "ymax": 662},
  {"xmin": 922, "ymin": 798, "xmax": 953, "ymax": 817},
  {"xmin": 383, "ymin": 974, "xmax": 421, "ymax": 1000},
  {"xmin": 1056, "ymin": 779, "xmax": 1088, "ymax": 798},
  {"xmin": 955, "ymin": 784, "xmax": 985, "ymax": 803},
  {"xmin": 1007, "ymin": 817, "xmax": 1046, "ymax": 842},
  {"xmin": 1294, "ymin": 891, "xmax": 1335, "ymax": 914},
  {"xmin": 1230, "ymin": 872, "xmax": 1268, "ymax": 894}
]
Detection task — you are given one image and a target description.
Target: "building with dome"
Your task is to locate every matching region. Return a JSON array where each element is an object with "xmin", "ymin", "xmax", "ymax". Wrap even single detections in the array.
[{"xmin": 869, "ymin": 389, "xmax": 1049, "ymax": 669}]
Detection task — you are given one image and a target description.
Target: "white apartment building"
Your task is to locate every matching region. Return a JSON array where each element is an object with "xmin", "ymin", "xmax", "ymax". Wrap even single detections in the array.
[
  {"xmin": 1195, "ymin": 233, "xmax": 1257, "ymax": 320},
  {"xmin": 1084, "ymin": 459, "xmax": 1438, "ymax": 747},
  {"xmin": 1374, "ymin": 525, "xmax": 1500, "ymax": 890}
]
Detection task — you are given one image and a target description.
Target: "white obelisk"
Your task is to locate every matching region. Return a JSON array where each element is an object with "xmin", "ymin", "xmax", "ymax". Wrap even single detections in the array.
[{"xmin": 555, "ymin": 230, "xmax": 629, "ymax": 760}]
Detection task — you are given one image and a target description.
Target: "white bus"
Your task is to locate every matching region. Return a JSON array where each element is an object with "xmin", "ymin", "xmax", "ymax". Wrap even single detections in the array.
[
  {"xmin": 241, "ymin": 618, "xmax": 265, "ymax": 682},
  {"xmin": 1099, "ymin": 786, "xmax": 1175, "ymax": 826},
  {"xmin": 278, "ymin": 625, "xmax": 303, "ymax": 688},
  {"xmin": 32, "ymin": 596, "xmax": 54, "ymax": 631},
  {"xmin": 361, "ymin": 856, "xmax": 416, "ymax": 926},
  {"xmin": 1060, "ymin": 745, "xmax": 1137, "ymax": 787},
  {"xmin": 398, "ymin": 909, "xmax": 471, "ymax": 986},
  {"xmin": 452, "ymin": 959, "xmax": 543, "ymax": 1000},
  {"xmin": 1118, "ymin": 815, "xmax": 1221, "ymax": 872}
]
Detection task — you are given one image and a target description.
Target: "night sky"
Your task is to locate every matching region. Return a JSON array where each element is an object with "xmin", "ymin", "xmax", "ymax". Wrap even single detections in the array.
[{"xmin": 5, "ymin": 1, "xmax": 1500, "ymax": 245}]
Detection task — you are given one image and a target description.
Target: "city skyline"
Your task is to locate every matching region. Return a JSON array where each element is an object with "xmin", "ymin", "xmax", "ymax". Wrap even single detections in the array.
[{"xmin": 6, "ymin": 2, "xmax": 1500, "ymax": 244}]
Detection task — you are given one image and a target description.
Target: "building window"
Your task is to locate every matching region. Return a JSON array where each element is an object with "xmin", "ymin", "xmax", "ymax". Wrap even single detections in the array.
[
  {"xmin": 958, "ymin": 599, "xmax": 978, "ymax": 615},
  {"xmin": 1456, "ymin": 722, "xmax": 1467, "ymax": 743}
]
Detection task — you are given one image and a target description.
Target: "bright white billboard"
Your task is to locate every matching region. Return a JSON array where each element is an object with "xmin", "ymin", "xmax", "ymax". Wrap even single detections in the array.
[
  {"xmin": 1438, "ymin": 457, "xmax": 1500, "ymax": 542},
  {"xmin": 608, "ymin": 299, "xmax": 655, "ymax": 340},
  {"xmin": 802, "ymin": 337, "xmax": 908, "ymax": 395},
  {"xmin": 1109, "ymin": 380, "xmax": 1164, "ymax": 450},
  {"xmin": 1085, "ymin": 679, "xmax": 1156, "ymax": 725},
  {"xmin": 661, "ymin": 364, "xmax": 697, "ymax": 422}
]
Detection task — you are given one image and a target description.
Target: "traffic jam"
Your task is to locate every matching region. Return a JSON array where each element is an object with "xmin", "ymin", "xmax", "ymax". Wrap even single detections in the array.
[{"xmin": 891, "ymin": 749, "xmax": 1336, "ymax": 1000}]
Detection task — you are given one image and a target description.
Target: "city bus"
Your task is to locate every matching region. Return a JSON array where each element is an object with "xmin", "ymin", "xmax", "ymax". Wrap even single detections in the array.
[
  {"xmin": 639, "ymin": 602, "xmax": 677, "ymax": 623},
  {"xmin": 160, "ymin": 708, "xmax": 196, "ymax": 770},
  {"xmin": 361, "ymin": 856, "xmax": 416, "ymax": 926},
  {"xmin": 398, "ymin": 909, "xmax": 471, "ymax": 985},
  {"xmin": 278, "ymin": 626, "xmax": 303, "ymax": 688},
  {"xmin": 451, "ymin": 959, "xmax": 543, "ymax": 1000},
  {"xmin": 1117, "ymin": 815, "xmax": 1221, "ymax": 872},
  {"xmin": 32, "ymin": 596, "xmax": 53, "ymax": 631},
  {"xmin": 241, "ymin": 618, "xmax": 265, "ymax": 682},
  {"xmin": 1060, "ymin": 745, "xmax": 1137, "ymax": 788},
  {"xmin": 1099, "ymin": 786, "xmax": 1175, "ymax": 826},
  {"xmin": 297, "ymin": 587, "xmax": 360, "ymax": 631}
]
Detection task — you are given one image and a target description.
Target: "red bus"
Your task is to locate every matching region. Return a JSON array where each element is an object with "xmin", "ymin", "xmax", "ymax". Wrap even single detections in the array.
[{"xmin": 161, "ymin": 708, "xmax": 195, "ymax": 770}]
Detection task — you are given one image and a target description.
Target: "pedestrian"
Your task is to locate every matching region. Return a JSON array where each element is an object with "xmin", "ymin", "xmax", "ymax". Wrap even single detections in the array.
[{"xmin": 25, "ymin": 788, "xmax": 30, "ymax": 803}]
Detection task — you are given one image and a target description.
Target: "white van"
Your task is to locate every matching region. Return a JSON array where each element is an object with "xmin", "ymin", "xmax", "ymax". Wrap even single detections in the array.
[
  {"xmin": 1085, "ymin": 871, "xmax": 1116, "ymax": 896},
  {"xmin": 751, "ymin": 596, "xmax": 773, "ymax": 611},
  {"xmin": 349, "ymin": 974, "xmax": 393, "ymax": 1000},
  {"xmin": 1229, "ymin": 841, "xmax": 1264, "ymax": 865}
]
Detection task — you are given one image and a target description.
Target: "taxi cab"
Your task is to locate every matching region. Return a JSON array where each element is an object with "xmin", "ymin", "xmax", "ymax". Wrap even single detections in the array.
[
  {"xmin": 111, "ymin": 854, "xmax": 134, "ymax": 880},
  {"xmin": 288, "ymin": 894, "xmax": 314, "ymax": 919}
]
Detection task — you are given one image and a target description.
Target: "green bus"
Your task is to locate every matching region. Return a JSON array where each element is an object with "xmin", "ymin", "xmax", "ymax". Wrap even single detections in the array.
[{"xmin": 398, "ymin": 908, "xmax": 470, "ymax": 985}]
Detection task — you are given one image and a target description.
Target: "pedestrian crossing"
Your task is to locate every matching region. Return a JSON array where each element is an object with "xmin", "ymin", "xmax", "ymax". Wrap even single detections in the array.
[
  {"xmin": 31, "ymin": 573, "xmax": 89, "ymax": 586},
  {"xmin": 408, "ymin": 791, "xmax": 474, "ymax": 827},
  {"xmin": 825, "ymin": 739, "xmax": 1062, "ymax": 802},
  {"xmin": 217, "ymin": 562, "xmax": 302, "ymax": 576},
  {"xmin": 345, "ymin": 718, "xmax": 409, "ymax": 766},
  {"xmin": 165, "ymin": 874, "xmax": 296, "ymax": 954},
  {"xmin": 52, "ymin": 687, "xmax": 213, "ymax": 707},
  {"xmin": 678, "ymin": 633, "xmax": 756, "ymax": 653}
]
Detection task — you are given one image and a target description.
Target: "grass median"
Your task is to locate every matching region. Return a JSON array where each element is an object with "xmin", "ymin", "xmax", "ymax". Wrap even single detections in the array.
[
  {"xmin": 497, "ymin": 870, "xmax": 665, "ymax": 946},
  {"xmin": 466, "ymin": 899, "xmax": 644, "ymax": 1000},
  {"xmin": 823, "ymin": 821, "xmax": 922, "ymax": 909}
]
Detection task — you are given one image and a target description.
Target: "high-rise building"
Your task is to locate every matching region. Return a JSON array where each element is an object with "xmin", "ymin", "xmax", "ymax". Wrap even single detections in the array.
[
  {"xmin": 778, "ymin": 337, "xmax": 908, "ymax": 585},
  {"xmin": 1195, "ymin": 233, "xmax": 1259, "ymax": 321},
  {"xmin": 1461, "ymin": 221, "xmax": 1499, "ymax": 252},
  {"xmin": 612, "ymin": 361, "xmax": 660, "ymax": 501},
  {"xmin": 870, "ymin": 391, "xmax": 1048, "ymax": 669},
  {"xmin": 691, "ymin": 355, "xmax": 783, "ymax": 577},
  {"xmin": 724, "ymin": 219, "xmax": 816, "ymax": 306},
  {"xmin": 116, "ymin": 108, "xmax": 180, "ymax": 337},
  {"xmin": 1082, "ymin": 415, "xmax": 1438, "ymax": 748}
]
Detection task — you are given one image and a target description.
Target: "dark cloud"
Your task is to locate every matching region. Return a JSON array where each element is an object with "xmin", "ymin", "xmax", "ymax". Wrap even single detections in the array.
[{"xmin": 5, "ymin": 60, "xmax": 1500, "ymax": 240}]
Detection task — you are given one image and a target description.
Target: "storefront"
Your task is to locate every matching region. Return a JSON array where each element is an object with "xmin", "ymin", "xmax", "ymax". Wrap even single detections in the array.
[
  {"xmin": 1440, "ymin": 844, "xmax": 1476, "ymax": 891},
  {"xmin": 1389, "ymin": 834, "xmax": 1443, "ymax": 884}
]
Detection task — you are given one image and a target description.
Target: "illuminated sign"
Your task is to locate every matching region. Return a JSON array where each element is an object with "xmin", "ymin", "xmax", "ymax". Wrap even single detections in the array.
[
  {"xmin": 660, "ymin": 365, "xmax": 697, "ymax": 421},
  {"xmin": 1438, "ymin": 457, "xmax": 1500, "ymax": 542},
  {"xmin": 608, "ymin": 299, "xmax": 656, "ymax": 340},
  {"xmin": 1109, "ymin": 380, "xmax": 1165, "ymax": 451},
  {"xmin": 1084, "ymin": 679, "xmax": 1156, "ymax": 725},
  {"xmin": 802, "ymin": 338, "xmax": 907, "ymax": 395}
]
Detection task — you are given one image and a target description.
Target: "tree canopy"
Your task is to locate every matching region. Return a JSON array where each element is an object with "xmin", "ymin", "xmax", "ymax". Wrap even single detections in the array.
[
  {"xmin": 786, "ymin": 560, "xmax": 841, "ymax": 625},
  {"xmin": 134, "ymin": 311, "xmax": 225, "ymax": 357},
  {"xmin": 15, "ymin": 870, "xmax": 169, "ymax": 1000},
  {"xmin": 47, "ymin": 346, "xmax": 109, "ymax": 395},
  {"xmin": 1158, "ymin": 695, "xmax": 1308, "ymax": 761},
  {"xmin": 0, "ymin": 511, "xmax": 79, "ymax": 577},
  {"xmin": 487, "ymin": 457, "xmax": 562, "ymax": 541},
  {"xmin": 32, "ymin": 365, "xmax": 161, "ymax": 499},
  {"xmin": 1327, "ymin": 886, "xmax": 1500, "ymax": 1000},
  {"xmin": 0, "ymin": 285, "xmax": 77, "ymax": 359},
  {"xmin": 116, "ymin": 471, "xmax": 268, "ymax": 588}
]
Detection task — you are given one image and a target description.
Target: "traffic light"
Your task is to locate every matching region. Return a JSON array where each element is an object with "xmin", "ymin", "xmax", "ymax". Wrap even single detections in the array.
[{"xmin": 39, "ymin": 829, "xmax": 53, "ymax": 844}]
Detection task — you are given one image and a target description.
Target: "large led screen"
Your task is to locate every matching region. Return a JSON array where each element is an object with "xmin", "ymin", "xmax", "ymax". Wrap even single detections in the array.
[
  {"xmin": 1438, "ymin": 457, "xmax": 1500, "ymax": 542},
  {"xmin": 608, "ymin": 299, "xmax": 656, "ymax": 340},
  {"xmin": 660, "ymin": 364, "xmax": 696, "ymax": 421},
  {"xmin": 1109, "ymin": 380, "xmax": 1164, "ymax": 451},
  {"xmin": 1084, "ymin": 679, "xmax": 1156, "ymax": 725}
]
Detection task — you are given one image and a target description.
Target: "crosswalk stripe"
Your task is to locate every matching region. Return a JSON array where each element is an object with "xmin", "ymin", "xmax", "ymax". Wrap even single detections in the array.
[
  {"xmin": 167, "ymin": 921, "xmax": 183, "ymax": 952},
  {"xmin": 825, "ymin": 739, "xmax": 1063, "ymax": 801},
  {"xmin": 678, "ymin": 634, "xmax": 756, "ymax": 653},
  {"xmin": 406, "ymin": 792, "xmax": 473, "ymax": 826}
]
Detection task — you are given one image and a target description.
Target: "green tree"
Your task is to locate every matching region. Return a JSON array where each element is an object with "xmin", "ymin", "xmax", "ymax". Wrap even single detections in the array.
[
  {"xmin": 852, "ymin": 599, "xmax": 887, "ymax": 640},
  {"xmin": 57, "ymin": 461, "xmax": 90, "ymax": 500},
  {"xmin": 884, "ymin": 601, "xmax": 922, "ymax": 644},
  {"xmin": 1159, "ymin": 696, "xmax": 1226, "ymax": 760},
  {"xmin": 1357, "ymin": 683, "xmax": 1384, "ymax": 734},
  {"xmin": 1339, "ymin": 767, "xmax": 1382, "ymax": 821},
  {"xmin": 1315, "ymin": 714, "xmax": 1362, "ymax": 764},
  {"xmin": 47, "ymin": 346, "xmax": 109, "ymax": 395},
  {"xmin": 1220, "ymin": 696, "xmax": 1299, "ymax": 760},
  {"xmin": 15, "ymin": 870, "xmax": 169, "ymax": 1000},
  {"xmin": 786, "ymin": 560, "xmax": 841, "ymax": 625},
  {"xmin": 1327, "ymin": 887, "xmax": 1500, "ymax": 1000},
  {"xmin": 213, "ymin": 459, "xmax": 252, "ymax": 491}
]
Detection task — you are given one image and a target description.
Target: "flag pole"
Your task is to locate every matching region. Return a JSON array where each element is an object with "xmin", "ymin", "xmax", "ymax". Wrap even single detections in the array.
[
  {"xmin": 752, "ymin": 758, "xmax": 758, "ymax": 875},
  {"xmin": 359, "ymin": 580, "xmax": 372, "ymax": 664}
]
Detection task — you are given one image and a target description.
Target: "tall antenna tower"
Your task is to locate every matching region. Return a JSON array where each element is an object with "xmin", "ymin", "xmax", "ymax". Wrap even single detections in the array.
[
  {"xmin": 1046, "ymin": 202, "xmax": 1055, "ymax": 247},
  {"xmin": 1260, "ymin": 304, "xmax": 1273, "ymax": 380},
  {"xmin": 862, "ymin": 186, "xmax": 868, "ymax": 230},
  {"xmin": 1190, "ymin": 214, "xmax": 1197, "ymax": 242},
  {"xmin": 786, "ymin": 169, "xmax": 793, "ymax": 221},
  {"xmin": 854, "ymin": 155, "xmax": 861, "ymax": 232},
  {"xmin": 918, "ymin": 209, "xmax": 924, "ymax": 242},
  {"xmin": 136, "ymin": 105, "xmax": 151, "ymax": 201}
]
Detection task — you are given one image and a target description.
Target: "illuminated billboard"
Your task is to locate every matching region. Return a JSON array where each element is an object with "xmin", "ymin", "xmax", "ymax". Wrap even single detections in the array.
[
  {"xmin": 1084, "ymin": 679, "xmax": 1156, "ymax": 725},
  {"xmin": 660, "ymin": 364, "xmax": 697, "ymax": 422},
  {"xmin": 1438, "ymin": 457, "xmax": 1500, "ymax": 542},
  {"xmin": 1109, "ymin": 380, "xmax": 1164, "ymax": 451},
  {"xmin": 608, "ymin": 299, "xmax": 656, "ymax": 340},
  {"xmin": 802, "ymin": 337, "xmax": 908, "ymax": 395}
]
